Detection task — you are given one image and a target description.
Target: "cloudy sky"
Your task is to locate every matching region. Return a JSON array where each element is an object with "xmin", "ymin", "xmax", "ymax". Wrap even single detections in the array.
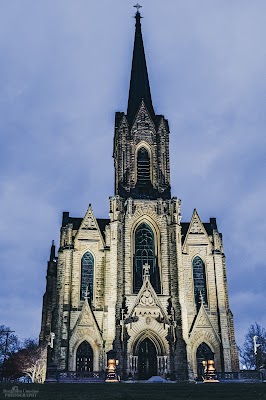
[{"xmin": 0, "ymin": 0, "xmax": 265, "ymax": 351}]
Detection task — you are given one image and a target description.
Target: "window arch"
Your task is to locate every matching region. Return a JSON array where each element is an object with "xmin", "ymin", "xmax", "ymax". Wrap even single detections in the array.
[
  {"xmin": 137, "ymin": 147, "xmax": 151, "ymax": 189},
  {"xmin": 133, "ymin": 222, "xmax": 160, "ymax": 293},
  {"xmin": 80, "ymin": 252, "xmax": 94, "ymax": 301},
  {"xmin": 193, "ymin": 256, "xmax": 207, "ymax": 310}
]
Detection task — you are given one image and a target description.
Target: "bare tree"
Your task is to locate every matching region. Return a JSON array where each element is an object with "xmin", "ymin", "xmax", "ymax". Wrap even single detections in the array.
[
  {"xmin": 15, "ymin": 341, "xmax": 47, "ymax": 383},
  {"xmin": 0, "ymin": 325, "xmax": 20, "ymax": 363},
  {"xmin": 239, "ymin": 322, "xmax": 266, "ymax": 369},
  {"xmin": 2, "ymin": 339, "xmax": 47, "ymax": 383}
]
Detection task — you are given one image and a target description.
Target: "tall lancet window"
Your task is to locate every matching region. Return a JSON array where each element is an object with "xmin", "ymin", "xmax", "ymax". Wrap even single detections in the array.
[
  {"xmin": 137, "ymin": 147, "xmax": 151, "ymax": 192},
  {"xmin": 193, "ymin": 256, "xmax": 207, "ymax": 311},
  {"xmin": 134, "ymin": 223, "xmax": 160, "ymax": 293},
  {"xmin": 80, "ymin": 252, "xmax": 94, "ymax": 301}
]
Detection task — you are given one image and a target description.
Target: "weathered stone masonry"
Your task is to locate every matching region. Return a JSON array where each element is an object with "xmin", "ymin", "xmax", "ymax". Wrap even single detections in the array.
[{"xmin": 40, "ymin": 10, "xmax": 239, "ymax": 380}]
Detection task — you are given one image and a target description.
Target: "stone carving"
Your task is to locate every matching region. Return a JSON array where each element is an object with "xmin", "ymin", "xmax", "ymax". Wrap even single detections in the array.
[
  {"xmin": 190, "ymin": 217, "xmax": 203, "ymax": 234},
  {"xmin": 190, "ymin": 248, "xmax": 205, "ymax": 257},
  {"xmin": 82, "ymin": 209, "xmax": 96, "ymax": 230},
  {"xmin": 79, "ymin": 313, "xmax": 92, "ymax": 326},
  {"xmin": 126, "ymin": 198, "xmax": 134, "ymax": 216},
  {"xmin": 146, "ymin": 316, "xmax": 151, "ymax": 325},
  {"xmin": 124, "ymin": 316, "xmax": 139, "ymax": 325},
  {"xmin": 143, "ymin": 263, "xmax": 150, "ymax": 276},
  {"xmin": 61, "ymin": 347, "xmax": 66, "ymax": 358},
  {"xmin": 213, "ymin": 231, "xmax": 222, "ymax": 252},
  {"xmin": 197, "ymin": 313, "xmax": 211, "ymax": 328},
  {"xmin": 139, "ymin": 289, "xmax": 155, "ymax": 306}
]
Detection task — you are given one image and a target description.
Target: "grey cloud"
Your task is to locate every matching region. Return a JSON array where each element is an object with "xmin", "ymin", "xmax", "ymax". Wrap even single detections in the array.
[{"xmin": 0, "ymin": 0, "xmax": 265, "ymax": 346}]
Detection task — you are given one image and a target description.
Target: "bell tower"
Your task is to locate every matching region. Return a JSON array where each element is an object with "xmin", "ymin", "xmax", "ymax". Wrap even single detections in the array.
[{"xmin": 113, "ymin": 10, "xmax": 171, "ymax": 200}]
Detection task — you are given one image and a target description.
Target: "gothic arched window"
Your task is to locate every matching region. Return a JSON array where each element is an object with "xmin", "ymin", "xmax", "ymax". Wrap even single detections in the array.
[
  {"xmin": 134, "ymin": 223, "xmax": 160, "ymax": 293},
  {"xmin": 80, "ymin": 252, "xmax": 94, "ymax": 301},
  {"xmin": 193, "ymin": 256, "xmax": 207, "ymax": 311},
  {"xmin": 137, "ymin": 147, "xmax": 151, "ymax": 189}
]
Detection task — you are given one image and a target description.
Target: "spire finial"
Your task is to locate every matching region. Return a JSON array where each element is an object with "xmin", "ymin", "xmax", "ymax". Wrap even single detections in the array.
[
  {"xmin": 127, "ymin": 3, "xmax": 155, "ymax": 124},
  {"xmin": 134, "ymin": 3, "xmax": 142, "ymax": 13},
  {"xmin": 50, "ymin": 240, "xmax": 55, "ymax": 262}
]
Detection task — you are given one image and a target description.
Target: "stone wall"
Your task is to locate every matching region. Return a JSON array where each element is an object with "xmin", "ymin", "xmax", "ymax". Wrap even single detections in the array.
[{"xmin": 41, "ymin": 202, "xmax": 239, "ymax": 379}]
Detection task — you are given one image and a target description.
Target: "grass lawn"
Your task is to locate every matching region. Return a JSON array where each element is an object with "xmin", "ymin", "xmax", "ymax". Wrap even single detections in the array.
[{"xmin": 0, "ymin": 383, "xmax": 266, "ymax": 400}]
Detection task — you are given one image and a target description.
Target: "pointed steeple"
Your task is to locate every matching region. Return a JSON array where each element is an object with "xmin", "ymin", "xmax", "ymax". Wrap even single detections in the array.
[
  {"xmin": 113, "ymin": 6, "xmax": 171, "ymax": 200},
  {"xmin": 127, "ymin": 9, "xmax": 155, "ymax": 123},
  {"xmin": 49, "ymin": 240, "xmax": 55, "ymax": 262}
]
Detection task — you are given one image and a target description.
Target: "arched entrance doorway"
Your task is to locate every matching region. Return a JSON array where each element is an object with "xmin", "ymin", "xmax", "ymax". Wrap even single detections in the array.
[
  {"xmin": 137, "ymin": 338, "xmax": 157, "ymax": 380},
  {"xmin": 76, "ymin": 341, "xmax": 93, "ymax": 372},
  {"xmin": 196, "ymin": 342, "xmax": 214, "ymax": 379}
]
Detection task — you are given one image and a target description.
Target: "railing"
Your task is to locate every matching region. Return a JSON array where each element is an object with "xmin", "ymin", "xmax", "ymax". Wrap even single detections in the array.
[
  {"xmin": 216, "ymin": 370, "xmax": 261, "ymax": 381},
  {"xmin": 58, "ymin": 371, "xmax": 105, "ymax": 382},
  {"xmin": 57, "ymin": 369, "xmax": 263, "ymax": 382},
  {"xmin": 128, "ymin": 355, "xmax": 138, "ymax": 375},
  {"xmin": 157, "ymin": 356, "xmax": 168, "ymax": 374}
]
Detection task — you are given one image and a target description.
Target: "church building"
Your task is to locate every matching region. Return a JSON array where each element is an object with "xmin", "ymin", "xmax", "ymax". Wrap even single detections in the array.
[{"xmin": 40, "ymin": 8, "xmax": 239, "ymax": 381}]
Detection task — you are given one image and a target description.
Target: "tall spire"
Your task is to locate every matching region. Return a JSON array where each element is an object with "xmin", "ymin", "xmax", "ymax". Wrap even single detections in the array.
[
  {"xmin": 127, "ymin": 8, "xmax": 155, "ymax": 123},
  {"xmin": 49, "ymin": 240, "xmax": 55, "ymax": 262}
]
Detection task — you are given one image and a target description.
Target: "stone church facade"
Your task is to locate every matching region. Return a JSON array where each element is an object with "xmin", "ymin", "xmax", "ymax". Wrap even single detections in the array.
[{"xmin": 40, "ymin": 10, "xmax": 239, "ymax": 381}]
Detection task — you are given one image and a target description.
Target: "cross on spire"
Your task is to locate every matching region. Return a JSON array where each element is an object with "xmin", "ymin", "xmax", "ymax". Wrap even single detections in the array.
[
  {"xmin": 127, "ymin": 2, "xmax": 155, "ymax": 125},
  {"xmin": 134, "ymin": 3, "xmax": 142, "ymax": 13}
]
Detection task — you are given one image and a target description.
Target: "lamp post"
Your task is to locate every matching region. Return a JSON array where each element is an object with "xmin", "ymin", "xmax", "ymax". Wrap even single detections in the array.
[
  {"xmin": 105, "ymin": 350, "xmax": 119, "ymax": 382},
  {"xmin": 45, "ymin": 332, "xmax": 57, "ymax": 383},
  {"xmin": 202, "ymin": 359, "xmax": 219, "ymax": 383},
  {"xmin": 253, "ymin": 336, "xmax": 261, "ymax": 370}
]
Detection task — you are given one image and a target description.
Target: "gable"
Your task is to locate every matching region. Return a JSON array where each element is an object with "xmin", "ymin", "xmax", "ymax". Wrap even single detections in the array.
[
  {"xmin": 189, "ymin": 303, "xmax": 220, "ymax": 344},
  {"xmin": 131, "ymin": 100, "xmax": 156, "ymax": 133},
  {"xmin": 75, "ymin": 205, "xmax": 106, "ymax": 246},
  {"xmin": 116, "ymin": 112, "xmax": 128, "ymax": 131},
  {"xmin": 80, "ymin": 206, "xmax": 97, "ymax": 230},
  {"xmin": 189, "ymin": 209, "xmax": 205, "ymax": 234},
  {"xmin": 182, "ymin": 209, "xmax": 212, "ymax": 250},
  {"xmin": 128, "ymin": 276, "xmax": 170, "ymax": 322},
  {"xmin": 71, "ymin": 299, "xmax": 102, "ymax": 341},
  {"xmin": 156, "ymin": 116, "xmax": 169, "ymax": 135}
]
